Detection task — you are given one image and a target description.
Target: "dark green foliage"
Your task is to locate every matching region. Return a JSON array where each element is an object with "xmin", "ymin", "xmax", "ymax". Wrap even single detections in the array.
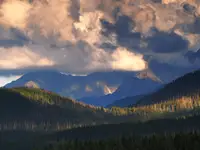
[
  {"xmin": 38, "ymin": 132, "xmax": 200, "ymax": 150},
  {"xmin": 0, "ymin": 87, "xmax": 115, "ymax": 131},
  {"xmin": 2, "ymin": 86, "xmax": 200, "ymax": 131},
  {"xmin": 2, "ymin": 111, "xmax": 200, "ymax": 150}
]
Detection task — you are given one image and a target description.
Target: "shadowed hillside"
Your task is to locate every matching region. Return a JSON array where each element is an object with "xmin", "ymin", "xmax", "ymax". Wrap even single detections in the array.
[
  {"xmin": 4, "ymin": 70, "xmax": 137, "ymax": 103},
  {"xmin": 0, "ymin": 87, "xmax": 115, "ymax": 131},
  {"xmin": 132, "ymin": 69, "xmax": 200, "ymax": 106}
]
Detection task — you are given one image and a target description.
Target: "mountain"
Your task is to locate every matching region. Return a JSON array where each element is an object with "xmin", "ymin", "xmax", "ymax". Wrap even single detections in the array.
[
  {"xmin": 185, "ymin": 48, "xmax": 200, "ymax": 64},
  {"xmin": 0, "ymin": 87, "xmax": 114, "ymax": 130},
  {"xmin": 81, "ymin": 71, "xmax": 162, "ymax": 107},
  {"xmin": 148, "ymin": 60, "xmax": 198, "ymax": 83},
  {"xmin": 107, "ymin": 95, "xmax": 144, "ymax": 108},
  {"xmin": 4, "ymin": 70, "xmax": 137, "ymax": 100},
  {"xmin": 136, "ymin": 69, "xmax": 200, "ymax": 106}
]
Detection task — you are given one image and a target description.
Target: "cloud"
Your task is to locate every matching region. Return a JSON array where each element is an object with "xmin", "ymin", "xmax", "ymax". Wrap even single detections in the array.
[
  {"xmin": 0, "ymin": 75, "xmax": 21, "ymax": 87},
  {"xmin": 0, "ymin": 0, "xmax": 31, "ymax": 29},
  {"xmin": 110, "ymin": 47, "xmax": 147, "ymax": 71},
  {"xmin": 146, "ymin": 29, "xmax": 189, "ymax": 53},
  {"xmin": 0, "ymin": 0, "xmax": 200, "ymax": 78},
  {"xmin": 0, "ymin": 0, "xmax": 148, "ymax": 74},
  {"xmin": 0, "ymin": 46, "xmax": 54, "ymax": 69},
  {"xmin": 39, "ymin": 41, "xmax": 147, "ymax": 73}
]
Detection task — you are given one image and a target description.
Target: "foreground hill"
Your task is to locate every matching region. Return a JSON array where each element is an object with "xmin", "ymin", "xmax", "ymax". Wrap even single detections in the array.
[
  {"xmin": 0, "ymin": 87, "xmax": 114, "ymax": 130},
  {"xmin": 136, "ymin": 69, "xmax": 200, "ymax": 105},
  {"xmin": 2, "ymin": 112, "xmax": 200, "ymax": 150}
]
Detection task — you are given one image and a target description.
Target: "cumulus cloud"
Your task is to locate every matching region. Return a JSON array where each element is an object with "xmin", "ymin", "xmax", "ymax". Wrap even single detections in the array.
[
  {"xmin": 0, "ymin": 75, "xmax": 21, "ymax": 87},
  {"xmin": 83, "ymin": 47, "xmax": 147, "ymax": 72},
  {"xmin": 30, "ymin": 41, "xmax": 147, "ymax": 73},
  {"xmin": 0, "ymin": 0, "xmax": 199, "ymax": 76},
  {"xmin": 146, "ymin": 29, "xmax": 189, "ymax": 53},
  {"xmin": 0, "ymin": 46, "xmax": 54, "ymax": 69},
  {"xmin": 0, "ymin": 0, "xmax": 148, "ymax": 73},
  {"xmin": 0, "ymin": 0, "xmax": 31, "ymax": 29}
]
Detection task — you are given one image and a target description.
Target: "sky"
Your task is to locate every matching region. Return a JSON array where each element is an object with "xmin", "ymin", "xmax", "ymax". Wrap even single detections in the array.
[
  {"xmin": 0, "ymin": 0, "xmax": 200, "ymax": 86},
  {"xmin": 0, "ymin": 75, "xmax": 21, "ymax": 87}
]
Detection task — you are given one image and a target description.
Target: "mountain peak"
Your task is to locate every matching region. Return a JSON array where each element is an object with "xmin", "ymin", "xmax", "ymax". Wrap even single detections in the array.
[
  {"xmin": 136, "ymin": 69, "xmax": 162, "ymax": 83},
  {"xmin": 24, "ymin": 81, "xmax": 40, "ymax": 89}
]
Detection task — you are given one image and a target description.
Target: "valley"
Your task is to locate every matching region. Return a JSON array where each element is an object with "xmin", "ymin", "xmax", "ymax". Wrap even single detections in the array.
[
  {"xmin": 1, "ymin": 69, "xmax": 200, "ymax": 150},
  {"xmin": 1, "ymin": 0, "xmax": 200, "ymax": 149}
]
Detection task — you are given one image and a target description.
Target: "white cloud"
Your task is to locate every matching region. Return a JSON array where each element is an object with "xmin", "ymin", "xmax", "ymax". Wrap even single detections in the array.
[
  {"xmin": 0, "ymin": 1, "xmax": 31, "ymax": 29},
  {"xmin": 0, "ymin": 75, "xmax": 21, "ymax": 87},
  {"xmin": 0, "ymin": 46, "xmax": 54, "ymax": 69},
  {"xmin": 111, "ymin": 47, "xmax": 147, "ymax": 71}
]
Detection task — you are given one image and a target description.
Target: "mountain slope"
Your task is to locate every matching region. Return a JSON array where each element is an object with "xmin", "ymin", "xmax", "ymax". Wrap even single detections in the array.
[
  {"xmin": 4, "ymin": 70, "xmax": 136, "ymax": 101},
  {"xmin": 0, "ymin": 87, "xmax": 114, "ymax": 130},
  {"xmin": 81, "ymin": 75, "xmax": 162, "ymax": 107},
  {"xmin": 107, "ymin": 95, "xmax": 144, "ymax": 108},
  {"xmin": 136, "ymin": 69, "xmax": 200, "ymax": 106}
]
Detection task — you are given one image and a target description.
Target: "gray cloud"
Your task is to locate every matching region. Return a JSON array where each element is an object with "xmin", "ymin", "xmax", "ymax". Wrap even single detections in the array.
[
  {"xmin": 0, "ymin": 0, "xmax": 199, "ymax": 78},
  {"xmin": 146, "ymin": 28, "xmax": 189, "ymax": 53}
]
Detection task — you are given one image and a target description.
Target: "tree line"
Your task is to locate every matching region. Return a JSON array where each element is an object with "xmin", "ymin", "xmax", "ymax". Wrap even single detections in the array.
[{"xmin": 35, "ymin": 131, "xmax": 200, "ymax": 150}]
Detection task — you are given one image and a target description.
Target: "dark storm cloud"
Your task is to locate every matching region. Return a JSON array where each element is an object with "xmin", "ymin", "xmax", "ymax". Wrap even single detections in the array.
[
  {"xmin": 146, "ymin": 29, "xmax": 189, "ymax": 53},
  {"xmin": 189, "ymin": 17, "xmax": 200, "ymax": 34},
  {"xmin": 98, "ymin": 43, "xmax": 117, "ymax": 50},
  {"xmin": 0, "ymin": 27, "xmax": 30, "ymax": 48},
  {"xmin": 180, "ymin": 17, "xmax": 200, "ymax": 34},
  {"xmin": 182, "ymin": 3, "xmax": 196, "ymax": 15},
  {"xmin": 0, "ymin": 39, "xmax": 24, "ymax": 47},
  {"xmin": 101, "ymin": 15, "xmax": 188, "ymax": 54},
  {"xmin": 101, "ymin": 15, "xmax": 141, "ymax": 50},
  {"xmin": 150, "ymin": 0, "xmax": 162, "ymax": 3},
  {"xmin": 9, "ymin": 28, "xmax": 30, "ymax": 42}
]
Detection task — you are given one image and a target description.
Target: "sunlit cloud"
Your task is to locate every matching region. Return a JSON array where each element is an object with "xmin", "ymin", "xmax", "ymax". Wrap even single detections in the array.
[
  {"xmin": 0, "ymin": 0, "xmax": 198, "ymax": 80},
  {"xmin": 0, "ymin": 0, "xmax": 31, "ymax": 29},
  {"xmin": 0, "ymin": 75, "xmax": 21, "ymax": 87},
  {"xmin": 0, "ymin": 46, "xmax": 54, "ymax": 69}
]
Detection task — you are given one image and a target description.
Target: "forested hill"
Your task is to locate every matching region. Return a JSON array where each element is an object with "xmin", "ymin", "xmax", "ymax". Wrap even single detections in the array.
[
  {"xmin": 0, "ymin": 87, "xmax": 113, "ymax": 130},
  {"xmin": 136, "ymin": 69, "xmax": 200, "ymax": 106}
]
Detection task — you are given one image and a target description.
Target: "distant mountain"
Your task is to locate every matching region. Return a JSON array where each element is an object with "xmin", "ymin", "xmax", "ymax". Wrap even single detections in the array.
[
  {"xmin": 0, "ymin": 87, "xmax": 113, "ymax": 130},
  {"xmin": 4, "ymin": 70, "xmax": 137, "ymax": 100},
  {"xmin": 107, "ymin": 95, "xmax": 144, "ymax": 108},
  {"xmin": 185, "ymin": 48, "xmax": 200, "ymax": 64},
  {"xmin": 148, "ymin": 60, "xmax": 198, "ymax": 83},
  {"xmin": 81, "ymin": 72, "xmax": 162, "ymax": 107},
  {"xmin": 136, "ymin": 69, "xmax": 200, "ymax": 106},
  {"xmin": 4, "ymin": 69, "xmax": 165, "ymax": 107}
]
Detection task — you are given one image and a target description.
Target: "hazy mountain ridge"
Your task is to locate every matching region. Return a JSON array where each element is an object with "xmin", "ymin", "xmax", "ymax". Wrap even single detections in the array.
[
  {"xmin": 76, "ymin": 70, "xmax": 162, "ymax": 106},
  {"xmin": 107, "ymin": 95, "xmax": 144, "ymax": 108},
  {"xmin": 5, "ymin": 70, "xmax": 136, "ymax": 100},
  {"xmin": 5, "ymin": 70, "xmax": 163, "ymax": 106}
]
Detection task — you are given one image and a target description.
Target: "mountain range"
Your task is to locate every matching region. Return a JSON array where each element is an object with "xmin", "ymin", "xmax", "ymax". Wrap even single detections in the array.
[
  {"xmin": 4, "ymin": 69, "xmax": 162, "ymax": 106},
  {"xmin": 81, "ymin": 76, "xmax": 162, "ymax": 106},
  {"xmin": 1, "ymin": 68, "xmax": 200, "ymax": 150},
  {"xmin": 5, "ymin": 70, "xmax": 128, "ymax": 99}
]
